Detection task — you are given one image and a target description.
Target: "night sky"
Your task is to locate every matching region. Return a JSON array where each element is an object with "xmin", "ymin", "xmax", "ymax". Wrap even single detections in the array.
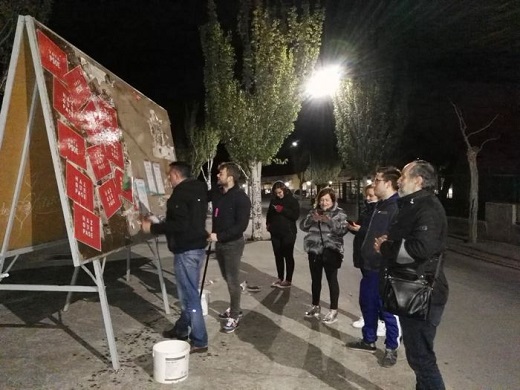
[{"xmin": 47, "ymin": 0, "xmax": 519, "ymax": 174}]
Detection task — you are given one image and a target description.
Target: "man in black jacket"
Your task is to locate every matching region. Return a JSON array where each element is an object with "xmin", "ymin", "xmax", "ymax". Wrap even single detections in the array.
[
  {"xmin": 347, "ymin": 167, "xmax": 401, "ymax": 368},
  {"xmin": 208, "ymin": 162, "xmax": 251, "ymax": 333},
  {"xmin": 141, "ymin": 161, "xmax": 209, "ymax": 353},
  {"xmin": 375, "ymin": 160, "xmax": 448, "ymax": 389}
]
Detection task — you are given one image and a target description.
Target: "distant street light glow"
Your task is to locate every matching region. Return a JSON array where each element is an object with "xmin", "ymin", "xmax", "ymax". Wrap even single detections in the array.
[{"xmin": 305, "ymin": 65, "xmax": 342, "ymax": 98}]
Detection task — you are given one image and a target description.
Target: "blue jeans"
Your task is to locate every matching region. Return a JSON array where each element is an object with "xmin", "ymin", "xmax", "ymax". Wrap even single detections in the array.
[
  {"xmin": 215, "ymin": 238, "xmax": 245, "ymax": 319},
  {"xmin": 173, "ymin": 249, "xmax": 208, "ymax": 348},
  {"xmin": 360, "ymin": 270, "xmax": 400, "ymax": 349},
  {"xmin": 400, "ymin": 305, "xmax": 446, "ymax": 390}
]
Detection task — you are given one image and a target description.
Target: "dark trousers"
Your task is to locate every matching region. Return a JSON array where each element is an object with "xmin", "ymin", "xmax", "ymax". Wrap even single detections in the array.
[
  {"xmin": 215, "ymin": 238, "xmax": 245, "ymax": 319},
  {"xmin": 359, "ymin": 270, "xmax": 400, "ymax": 349},
  {"xmin": 308, "ymin": 256, "xmax": 339, "ymax": 310},
  {"xmin": 271, "ymin": 232, "xmax": 296, "ymax": 282},
  {"xmin": 400, "ymin": 305, "xmax": 446, "ymax": 390}
]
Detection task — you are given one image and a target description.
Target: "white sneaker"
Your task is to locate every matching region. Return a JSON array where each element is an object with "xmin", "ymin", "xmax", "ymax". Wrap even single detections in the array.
[
  {"xmin": 322, "ymin": 310, "xmax": 338, "ymax": 325},
  {"xmin": 352, "ymin": 317, "xmax": 364, "ymax": 328},
  {"xmin": 377, "ymin": 320, "xmax": 386, "ymax": 337}
]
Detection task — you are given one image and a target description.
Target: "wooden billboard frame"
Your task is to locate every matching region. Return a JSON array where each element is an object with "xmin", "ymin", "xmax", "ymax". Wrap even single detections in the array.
[{"xmin": 0, "ymin": 16, "xmax": 176, "ymax": 370}]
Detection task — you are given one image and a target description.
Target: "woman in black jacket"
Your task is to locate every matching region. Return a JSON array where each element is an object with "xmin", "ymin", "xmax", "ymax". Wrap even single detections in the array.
[{"xmin": 266, "ymin": 181, "xmax": 300, "ymax": 288}]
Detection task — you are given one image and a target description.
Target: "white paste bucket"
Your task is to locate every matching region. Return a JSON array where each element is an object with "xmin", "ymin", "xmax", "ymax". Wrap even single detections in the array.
[
  {"xmin": 153, "ymin": 340, "xmax": 190, "ymax": 384},
  {"xmin": 199, "ymin": 289, "xmax": 210, "ymax": 316}
]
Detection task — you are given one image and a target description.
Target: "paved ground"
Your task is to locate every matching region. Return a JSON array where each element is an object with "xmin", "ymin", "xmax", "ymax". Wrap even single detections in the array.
[{"xmin": 1, "ymin": 208, "xmax": 519, "ymax": 389}]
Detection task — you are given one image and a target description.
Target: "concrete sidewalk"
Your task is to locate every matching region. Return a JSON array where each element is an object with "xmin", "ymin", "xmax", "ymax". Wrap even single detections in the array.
[{"xmin": 2, "ymin": 230, "xmax": 502, "ymax": 390}]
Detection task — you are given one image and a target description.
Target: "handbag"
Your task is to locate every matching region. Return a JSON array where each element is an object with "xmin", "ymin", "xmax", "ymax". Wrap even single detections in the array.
[
  {"xmin": 317, "ymin": 223, "xmax": 343, "ymax": 268},
  {"xmin": 381, "ymin": 251, "xmax": 442, "ymax": 321}
]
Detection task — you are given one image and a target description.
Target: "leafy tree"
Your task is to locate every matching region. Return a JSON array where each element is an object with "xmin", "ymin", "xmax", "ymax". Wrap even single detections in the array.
[
  {"xmin": 0, "ymin": 0, "xmax": 53, "ymax": 95},
  {"xmin": 182, "ymin": 103, "xmax": 220, "ymax": 189},
  {"xmin": 333, "ymin": 67, "xmax": 408, "ymax": 177},
  {"xmin": 201, "ymin": 0, "xmax": 324, "ymax": 240}
]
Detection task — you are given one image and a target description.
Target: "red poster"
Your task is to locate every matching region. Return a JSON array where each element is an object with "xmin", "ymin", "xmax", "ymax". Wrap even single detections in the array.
[
  {"xmin": 73, "ymin": 203, "xmax": 101, "ymax": 251},
  {"xmin": 87, "ymin": 144, "xmax": 111, "ymax": 181},
  {"xmin": 66, "ymin": 162, "xmax": 94, "ymax": 211},
  {"xmin": 53, "ymin": 78, "xmax": 79, "ymax": 125},
  {"xmin": 114, "ymin": 167, "xmax": 133, "ymax": 203},
  {"xmin": 63, "ymin": 66, "xmax": 91, "ymax": 110},
  {"xmin": 37, "ymin": 30, "xmax": 68, "ymax": 78},
  {"xmin": 105, "ymin": 141, "xmax": 124, "ymax": 169},
  {"xmin": 78, "ymin": 98, "xmax": 119, "ymax": 144},
  {"xmin": 58, "ymin": 120, "xmax": 86, "ymax": 169},
  {"xmin": 98, "ymin": 179, "xmax": 122, "ymax": 219}
]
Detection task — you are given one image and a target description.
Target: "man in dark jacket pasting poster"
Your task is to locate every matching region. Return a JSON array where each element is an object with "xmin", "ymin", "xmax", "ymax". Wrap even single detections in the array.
[{"xmin": 141, "ymin": 161, "xmax": 209, "ymax": 353}]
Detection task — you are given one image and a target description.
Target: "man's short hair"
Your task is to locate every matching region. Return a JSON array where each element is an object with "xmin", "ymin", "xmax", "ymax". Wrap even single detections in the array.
[
  {"xmin": 169, "ymin": 161, "xmax": 192, "ymax": 179},
  {"xmin": 408, "ymin": 160, "xmax": 437, "ymax": 192},
  {"xmin": 376, "ymin": 166, "xmax": 401, "ymax": 191},
  {"xmin": 218, "ymin": 162, "xmax": 241, "ymax": 182}
]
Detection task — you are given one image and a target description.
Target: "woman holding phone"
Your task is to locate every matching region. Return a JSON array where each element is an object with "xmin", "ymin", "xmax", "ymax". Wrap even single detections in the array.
[{"xmin": 299, "ymin": 187, "xmax": 349, "ymax": 324}]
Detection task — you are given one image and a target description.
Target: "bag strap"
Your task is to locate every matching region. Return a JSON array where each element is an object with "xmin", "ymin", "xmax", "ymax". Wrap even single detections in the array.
[{"xmin": 417, "ymin": 253, "xmax": 443, "ymax": 285}]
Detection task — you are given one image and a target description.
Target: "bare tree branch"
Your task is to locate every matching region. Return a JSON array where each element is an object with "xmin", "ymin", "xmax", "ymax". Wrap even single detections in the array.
[
  {"xmin": 467, "ymin": 114, "xmax": 499, "ymax": 139},
  {"xmin": 478, "ymin": 135, "xmax": 500, "ymax": 152}
]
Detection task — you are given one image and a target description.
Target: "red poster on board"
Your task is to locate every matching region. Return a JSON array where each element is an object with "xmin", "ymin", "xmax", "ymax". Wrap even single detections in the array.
[
  {"xmin": 53, "ymin": 77, "xmax": 79, "ymax": 126},
  {"xmin": 114, "ymin": 167, "xmax": 133, "ymax": 203},
  {"xmin": 73, "ymin": 203, "xmax": 101, "ymax": 251},
  {"xmin": 66, "ymin": 162, "xmax": 94, "ymax": 211},
  {"xmin": 105, "ymin": 141, "xmax": 124, "ymax": 169},
  {"xmin": 58, "ymin": 120, "xmax": 86, "ymax": 169},
  {"xmin": 87, "ymin": 144, "xmax": 111, "ymax": 181},
  {"xmin": 98, "ymin": 179, "xmax": 122, "ymax": 219},
  {"xmin": 63, "ymin": 65, "xmax": 91, "ymax": 110},
  {"xmin": 37, "ymin": 30, "xmax": 68, "ymax": 79}
]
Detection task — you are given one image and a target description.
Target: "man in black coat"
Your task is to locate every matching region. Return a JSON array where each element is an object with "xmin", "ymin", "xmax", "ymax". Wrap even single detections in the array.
[
  {"xmin": 208, "ymin": 162, "xmax": 251, "ymax": 334},
  {"xmin": 375, "ymin": 160, "xmax": 448, "ymax": 389},
  {"xmin": 141, "ymin": 161, "xmax": 209, "ymax": 353}
]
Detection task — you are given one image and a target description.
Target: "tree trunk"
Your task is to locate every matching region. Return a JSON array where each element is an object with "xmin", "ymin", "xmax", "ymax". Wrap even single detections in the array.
[
  {"xmin": 467, "ymin": 147, "xmax": 479, "ymax": 243},
  {"xmin": 249, "ymin": 161, "xmax": 264, "ymax": 240}
]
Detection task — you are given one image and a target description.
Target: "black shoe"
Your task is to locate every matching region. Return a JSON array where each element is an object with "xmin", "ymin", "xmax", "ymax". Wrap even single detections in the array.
[
  {"xmin": 382, "ymin": 348, "xmax": 398, "ymax": 367},
  {"xmin": 162, "ymin": 327, "xmax": 189, "ymax": 340},
  {"xmin": 218, "ymin": 308, "xmax": 244, "ymax": 319},
  {"xmin": 190, "ymin": 345, "xmax": 208, "ymax": 354},
  {"xmin": 346, "ymin": 339, "xmax": 377, "ymax": 353}
]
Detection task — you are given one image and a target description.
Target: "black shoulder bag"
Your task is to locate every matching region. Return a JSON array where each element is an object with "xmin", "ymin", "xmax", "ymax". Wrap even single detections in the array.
[
  {"xmin": 317, "ymin": 223, "xmax": 343, "ymax": 269},
  {"xmin": 381, "ymin": 252, "xmax": 443, "ymax": 321}
]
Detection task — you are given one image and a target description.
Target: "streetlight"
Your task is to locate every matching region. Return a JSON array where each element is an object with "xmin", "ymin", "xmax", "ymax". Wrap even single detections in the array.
[{"xmin": 305, "ymin": 64, "xmax": 343, "ymax": 99}]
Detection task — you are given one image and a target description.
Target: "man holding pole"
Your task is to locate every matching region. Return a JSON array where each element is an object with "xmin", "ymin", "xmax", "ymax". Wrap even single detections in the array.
[{"xmin": 141, "ymin": 161, "xmax": 209, "ymax": 353}]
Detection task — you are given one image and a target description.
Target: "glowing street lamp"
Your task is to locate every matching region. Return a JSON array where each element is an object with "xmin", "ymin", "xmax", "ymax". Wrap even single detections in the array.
[{"xmin": 305, "ymin": 65, "xmax": 343, "ymax": 99}]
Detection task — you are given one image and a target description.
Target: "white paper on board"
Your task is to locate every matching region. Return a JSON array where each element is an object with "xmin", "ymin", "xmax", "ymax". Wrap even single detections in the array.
[
  {"xmin": 143, "ymin": 160, "xmax": 157, "ymax": 194},
  {"xmin": 153, "ymin": 162, "xmax": 165, "ymax": 194},
  {"xmin": 134, "ymin": 178, "xmax": 151, "ymax": 214}
]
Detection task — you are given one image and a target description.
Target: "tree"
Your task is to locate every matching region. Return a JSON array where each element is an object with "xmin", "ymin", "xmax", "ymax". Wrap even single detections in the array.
[
  {"xmin": 182, "ymin": 103, "xmax": 220, "ymax": 189},
  {"xmin": 201, "ymin": 0, "xmax": 324, "ymax": 240},
  {"xmin": 451, "ymin": 101, "xmax": 499, "ymax": 244},
  {"xmin": 332, "ymin": 68, "xmax": 408, "ymax": 178},
  {"xmin": 0, "ymin": 0, "xmax": 53, "ymax": 95}
]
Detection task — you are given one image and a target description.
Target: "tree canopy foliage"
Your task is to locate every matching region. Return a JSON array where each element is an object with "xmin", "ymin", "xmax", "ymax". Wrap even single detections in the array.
[
  {"xmin": 0, "ymin": 0, "xmax": 53, "ymax": 94},
  {"xmin": 200, "ymin": 0, "xmax": 324, "ymax": 175}
]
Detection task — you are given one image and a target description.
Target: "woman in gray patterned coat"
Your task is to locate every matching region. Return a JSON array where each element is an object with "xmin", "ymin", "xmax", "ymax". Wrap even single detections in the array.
[{"xmin": 299, "ymin": 187, "xmax": 349, "ymax": 325}]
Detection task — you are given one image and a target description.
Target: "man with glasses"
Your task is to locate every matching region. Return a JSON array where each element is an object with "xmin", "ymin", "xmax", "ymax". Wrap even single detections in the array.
[
  {"xmin": 375, "ymin": 160, "xmax": 448, "ymax": 389},
  {"xmin": 346, "ymin": 166, "xmax": 401, "ymax": 368}
]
